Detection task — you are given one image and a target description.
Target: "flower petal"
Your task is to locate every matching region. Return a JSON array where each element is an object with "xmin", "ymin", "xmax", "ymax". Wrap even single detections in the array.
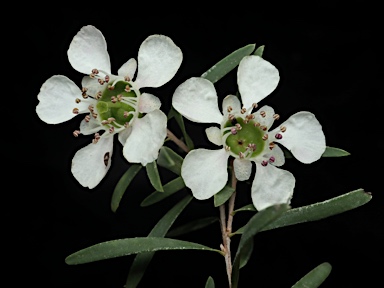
[
  {"xmin": 251, "ymin": 163, "xmax": 295, "ymax": 211},
  {"xmin": 270, "ymin": 111, "xmax": 326, "ymax": 164},
  {"xmin": 253, "ymin": 105, "xmax": 276, "ymax": 130},
  {"xmin": 233, "ymin": 158, "xmax": 252, "ymax": 181},
  {"xmin": 123, "ymin": 109, "xmax": 167, "ymax": 166},
  {"xmin": 81, "ymin": 76, "xmax": 100, "ymax": 97},
  {"xmin": 172, "ymin": 77, "xmax": 223, "ymax": 123},
  {"xmin": 268, "ymin": 144, "xmax": 285, "ymax": 167},
  {"xmin": 135, "ymin": 35, "xmax": 182, "ymax": 88},
  {"xmin": 181, "ymin": 148, "xmax": 229, "ymax": 200},
  {"xmin": 222, "ymin": 95, "xmax": 241, "ymax": 117},
  {"xmin": 139, "ymin": 93, "xmax": 161, "ymax": 113},
  {"xmin": 68, "ymin": 25, "xmax": 111, "ymax": 75},
  {"xmin": 118, "ymin": 126, "xmax": 133, "ymax": 146},
  {"xmin": 205, "ymin": 126, "xmax": 223, "ymax": 146},
  {"xmin": 71, "ymin": 135, "xmax": 114, "ymax": 189},
  {"xmin": 79, "ymin": 116, "xmax": 102, "ymax": 135},
  {"xmin": 118, "ymin": 58, "xmax": 137, "ymax": 81},
  {"xmin": 36, "ymin": 75, "xmax": 93, "ymax": 124},
  {"xmin": 237, "ymin": 55, "xmax": 280, "ymax": 109}
]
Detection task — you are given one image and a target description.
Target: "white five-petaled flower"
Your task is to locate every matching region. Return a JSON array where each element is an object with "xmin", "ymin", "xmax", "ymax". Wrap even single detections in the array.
[
  {"xmin": 172, "ymin": 55, "xmax": 326, "ymax": 211},
  {"xmin": 36, "ymin": 25, "xmax": 183, "ymax": 188}
]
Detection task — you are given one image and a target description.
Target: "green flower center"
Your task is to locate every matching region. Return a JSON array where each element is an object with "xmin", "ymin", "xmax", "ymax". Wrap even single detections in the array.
[
  {"xmin": 96, "ymin": 80, "xmax": 138, "ymax": 126},
  {"xmin": 224, "ymin": 117, "xmax": 265, "ymax": 158}
]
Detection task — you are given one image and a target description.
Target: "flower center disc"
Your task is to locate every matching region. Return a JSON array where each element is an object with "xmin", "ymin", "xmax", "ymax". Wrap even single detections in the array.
[
  {"xmin": 96, "ymin": 81, "xmax": 137, "ymax": 126},
  {"xmin": 225, "ymin": 117, "xmax": 265, "ymax": 158}
]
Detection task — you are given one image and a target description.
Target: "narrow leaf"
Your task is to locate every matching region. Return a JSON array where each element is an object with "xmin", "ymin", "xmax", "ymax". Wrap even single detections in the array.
[
  {"xmin": 201, "ymin": 43, "xmax": 256, "ymax": 83},
  {"xmin": 166, "ymin": 216, "xmax": 218, "ymax": 237},
  {"xmin": 167, "ymin": 106, "xmax": 194, "ymax": 150},
  {"xmin": 65, "ymin": 237, "xmax": 222, "ymax": 265},
  {"xmin": 239, "ymin": 239, "xmax": 253, "ymax": 269},
  {"xmin": 141, "ymin": 177, "xmax": 186, "ymax": 207},
  {"xmin": 253, "ymin": 45, "xmax": 265, "ymax": 57},
  {"xmin": 321, "ymin": 146, "xmax": 350, "ymax": 157},
  {"xmin": 214, "ymin": 185, "xmax": 235, "ymax": 207},
  {"xmin": 156, "ymin": 146, "xmax": 184, "ymax": 176},
  {"xmin": 111, "ymin": 164, "xmax": 142, "ymax": 212},
  {"xmin": 146, "ymin": 161, "xmax": 164, "ymax": 192},
  {"xmin": 291, "ymin": 262, "xmax": 332, "ymax": 288},
  {"xmin": 205, "ymin": 276, "xmax": 215, "ymax": 288},
  {"xmin": 232, "ymin": 204, "xmax": 289, "ymax": 287},
  {"xmin": 232, "ymin": 189, "xmax": 371, "ymax": 235},
  {"xmin": 126, "ymin": 195, "xmax": 193, "ymax": 287},
  {"xmin": 232, "ymin": 204, "xmax": 256, "ymax": 215},
  {"xmin": 284, "ymin": 146, "xmax": 350, "ymax": 159}
]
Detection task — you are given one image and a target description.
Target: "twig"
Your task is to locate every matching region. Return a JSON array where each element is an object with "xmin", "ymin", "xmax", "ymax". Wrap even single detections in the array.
[
  {"xmin": 166, "ymin": 128, "xmax": 190, "ymax": 153},
  {"xmin": 219, "ymin": 160, "xmax": 238, "ymax": 288}
]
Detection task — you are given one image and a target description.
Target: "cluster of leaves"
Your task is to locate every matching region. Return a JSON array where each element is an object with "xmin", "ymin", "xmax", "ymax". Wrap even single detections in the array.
[{"xmin": 65, "ymin": 43, "xmax": 371, "ymax": 287}]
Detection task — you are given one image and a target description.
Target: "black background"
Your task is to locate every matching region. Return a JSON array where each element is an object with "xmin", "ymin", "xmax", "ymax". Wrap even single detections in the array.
[{"xmin": 10, "ymin": 7, "xmax": 382, "ymax": 288}]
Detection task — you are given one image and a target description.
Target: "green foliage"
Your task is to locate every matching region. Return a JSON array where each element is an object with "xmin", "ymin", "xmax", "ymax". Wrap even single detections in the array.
[
  {"xmin": 111, "ymin": 164, "xmax": 142, "ymax": 212},
  {"xmin": 291, "ymin": 262, "xmax": 332, "ymax": 288},
  {"xmin": 201, "ymin": 43, "xmax": 256, "ymax": 83},
  {"xmin": 284, "ymin": 146, "xmax": 350, "ymax": 159},
  {"xmin": 65, "ymin": 237, "xmax": 223, "ymax": 265},
  {"xmin": 231, "ymin": 204, "xmax": 289, "ymax": 287},
  {"xmin": 126, "ymin": 195, "xmax": 193, "ymax": 287},
  {"xmin": 141, "ymin": 177, "xmax": 186, "ymax": 207},
  {"xmin": 166, "ymin": 216, "xmax": 218, "ymax": 237},
  {"xmin": 156, "ymin": 146, "xmax": 184, "ymax": 175},
  {"xmin": 168, "ymin": 106, "xmax": 194, "ymax": 150},
  {"xmin": 214, "ymin": 185, "xmax": 235, "ymax": 207},
  {"xmin": 253, "ymin": 45, "xmax": 265, "ymax": 57},
  {"xmin": 205, "ymin": 276, "xmax": 215, "ymax": 288},
  {"xmin": 146, "ymin": 161, "xmax": 164, "ymax": 192},
  {"xmin": 232, "ymin": 189, "xmax": 371, "ymax": 235},
  {"xmin": 321, "ymin": 146, "xmax": 350, "ymax": 157}
]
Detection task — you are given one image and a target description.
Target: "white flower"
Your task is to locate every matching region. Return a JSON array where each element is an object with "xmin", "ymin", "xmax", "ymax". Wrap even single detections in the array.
[
  {"xmin": 172, "ymin": 55, "xmax": 325, "ymax": 210},
  {"xmin": 36, "ymin": 25, "xmax": 182, "ymax": 188}
]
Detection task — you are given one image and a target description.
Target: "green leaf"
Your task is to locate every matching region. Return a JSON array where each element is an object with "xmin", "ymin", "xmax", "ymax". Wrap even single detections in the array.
[
  {"xmin": 156, "ymin": 146, "xmax": 184, "ymax": 176},
  {"xmin": 205, "ymin": 276, "xmax": 215, "ymax": 288},
  {"xmin": 239, "ymin": 239, "xmax": 253, "ymax": 269},
  {"xmin": 146, "ymin": 161, "xmax": 164, "ymax": 192},
  {"xmin": 232, "ymin": 204, "xmax": 289, "ymax": 288},
  {"xmin": 321, "ymin": 146, "xmax": 350, "ymax": 157},
  {"xmin": 168, "ymin": 106, "xmax": 194, "ymax": 150},
  {"xmin": 232, "ymin": 204, "xmax": 256, "ymax": 215},
  {"xmin": 201, "ymin": 43, "xmax": 256, "ymax": 83},
  {"xmin": 214, "ymin": 185, "xmax": 235, "ymax": 207},
  {"xmin": 141, "ymin": 177, "xmax": 186, "ymax": 207},
  {"xmin": 284, "ymin": 146, "xmax": 350, "ymax": 159},
  {"xmin": 166, "ymin": 216, "xmax": 218, "ymax": 237},
  {"xmin": 65, "ymin": 237, "xmax": 222, "ymax": 265},
  {"xmin": 291, "ymin": 262, "xmax": 332, "ymax": 288},
  {"xmin": 253, "ymin": 45, "xmax": 265, "ymax": 57},
  {"xmin": 232, "ymin": 189, "xmax": 371, "ymax": 235},
  {"xmin": 126, "ymin": 195, "xmax": 193, "ymax": 287},
  {"xmin": 111, "ymin": 164, "xmax": 142, "ymax": 212}
]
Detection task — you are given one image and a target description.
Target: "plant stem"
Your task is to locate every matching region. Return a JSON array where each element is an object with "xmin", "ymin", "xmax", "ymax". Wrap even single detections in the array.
[
  {"xmin": 166, "ymin": 128, "xmax": 190, "ymax": 153},
  {"xmin": 220, "ymin": 161, "xmax": 238, "ymax": 288}
]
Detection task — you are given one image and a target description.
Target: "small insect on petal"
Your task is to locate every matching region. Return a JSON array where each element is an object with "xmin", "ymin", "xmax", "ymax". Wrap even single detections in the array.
[
  {"xmin": 260, "ymin": 111, "xmax": 266, "ymax": 118},
  {"xmin": 280, "ymin": 126, "xmax": 286, "ymax": 132}
]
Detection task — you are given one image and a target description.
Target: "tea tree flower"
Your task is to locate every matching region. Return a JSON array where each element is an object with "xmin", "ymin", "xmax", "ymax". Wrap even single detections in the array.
[
  {"xmin": 172, "ymin": 55, "xmax": 325, "ymax": 210},
  {"xmin": 36, "ymin": 25, "xmax": 182, "ymax": 188}
]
